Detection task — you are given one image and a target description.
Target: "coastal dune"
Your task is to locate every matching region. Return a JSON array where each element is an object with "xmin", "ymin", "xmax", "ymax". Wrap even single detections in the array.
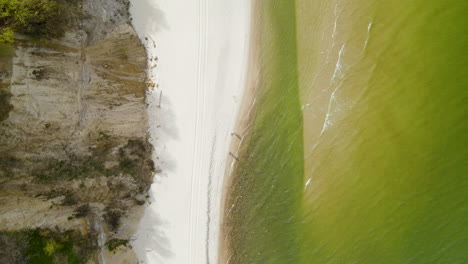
[{"xmin": 130, "ymin": 0, "xmax": 251, "ymax": 263}]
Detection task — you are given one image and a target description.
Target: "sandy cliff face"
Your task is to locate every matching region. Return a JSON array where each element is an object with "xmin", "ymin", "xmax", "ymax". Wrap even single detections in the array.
[{"xmin": 0, "ymin": 0, "xmax": 153, "ymax": 262}]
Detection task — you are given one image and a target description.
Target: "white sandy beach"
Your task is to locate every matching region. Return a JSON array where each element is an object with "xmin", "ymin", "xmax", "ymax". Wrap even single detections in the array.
[{"xmin": 129, "ymin": 0, "xmax": 251, "ymax": 263}]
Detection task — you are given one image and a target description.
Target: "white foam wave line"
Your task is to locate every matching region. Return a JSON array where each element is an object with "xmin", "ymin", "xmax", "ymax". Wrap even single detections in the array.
[
  {"xmin": 320, "ymin": 82, "xmax": 341, "ymax": 136},
  {"xmin": 331, "ymin": 44, "xmax": 346, "ymax": 82},
  {"xmin": 332, "ymin": 3, "xmax": 339, "ymax": 41},
  {"xmin": 363, "ymin": 21, "xmax": 373, "ymax": 53},
  {"xmin": 305, "ymin": 178, "xmax": 312, "ymax": 188},
  {"xmin": 309, "ymin": 42, "xmax": 345, "ymax": 104}
]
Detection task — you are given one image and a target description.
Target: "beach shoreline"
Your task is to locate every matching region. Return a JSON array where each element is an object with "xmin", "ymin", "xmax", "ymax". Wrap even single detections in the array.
[{"xmin": 218, "ymin": 0, "xmax": 260, "ymax": 262}]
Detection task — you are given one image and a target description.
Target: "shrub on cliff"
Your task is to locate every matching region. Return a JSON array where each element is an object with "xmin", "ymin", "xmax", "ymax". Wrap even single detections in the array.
[
  {"xmin": 0, "ymin": 0, "xmax": 64, "ymax": 43},
  {"xmin": 0, "ymin": 229, "xmax": 98, "ymax": 264},
  {"xmin": 0, "ymin": 89, "xmax": 12, "ymax": 122}
]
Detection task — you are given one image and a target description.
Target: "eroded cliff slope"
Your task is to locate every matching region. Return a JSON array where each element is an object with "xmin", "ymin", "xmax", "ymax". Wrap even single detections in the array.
[{"xmin": 0, "ymin": 0, "xmax": 153, "ymax": 263}]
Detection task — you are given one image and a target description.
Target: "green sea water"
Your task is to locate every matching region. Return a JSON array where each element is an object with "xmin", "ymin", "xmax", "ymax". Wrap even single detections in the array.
[
  {"xmin": 224, "ymin": 0, "xmax": 304, "ymax": 262},
  {"xmin": 224, "ymin": 0, "xmax": 468, "ymax": 263}
]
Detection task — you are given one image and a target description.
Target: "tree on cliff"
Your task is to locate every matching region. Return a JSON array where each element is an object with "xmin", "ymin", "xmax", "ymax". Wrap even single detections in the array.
[{"xmin": 0, "ymin": 0, "xmax": 62, "ymax": 44}]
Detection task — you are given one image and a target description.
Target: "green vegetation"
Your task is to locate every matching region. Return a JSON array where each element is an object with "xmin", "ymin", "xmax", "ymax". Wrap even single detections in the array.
[
  {"xmin": 0, "ymin": 42, "xmax": 13, "ymax": 57},
  {"xmin": 0, "ymin": 0, "xmax": 63, "ymax": 43},
  {"xmin": 105, "ymin": 238, "xmax": 129, "ymax": 252},
  {"xmin": 34, "ymin": 156, "xmax": 109, "ymax": 182},
  {"xmin": 0, "ymin": 229, "xmax": 97, "ymax": 264},
  {"xmin": 31, "ymin": 138, "xmax": 153, "ymax": 183}
]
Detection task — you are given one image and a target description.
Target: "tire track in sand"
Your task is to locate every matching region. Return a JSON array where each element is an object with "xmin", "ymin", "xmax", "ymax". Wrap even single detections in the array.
[{"xmin": 188, "ymin": 0, "xmax": 208, "ymax": 262}]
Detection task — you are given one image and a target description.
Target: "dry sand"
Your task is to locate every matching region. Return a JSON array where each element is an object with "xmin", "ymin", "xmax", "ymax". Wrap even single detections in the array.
[{"xmin": 129, "ymin": 0, "xmax": 252, "ymax": 263}]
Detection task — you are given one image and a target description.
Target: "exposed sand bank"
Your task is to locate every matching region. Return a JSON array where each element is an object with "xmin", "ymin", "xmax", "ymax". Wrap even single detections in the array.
[{"xmin": 129, "ymin": 0, "xmax": 252, "ymax": 263}]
